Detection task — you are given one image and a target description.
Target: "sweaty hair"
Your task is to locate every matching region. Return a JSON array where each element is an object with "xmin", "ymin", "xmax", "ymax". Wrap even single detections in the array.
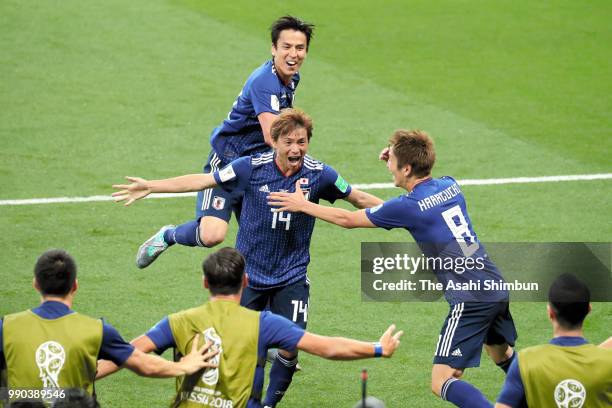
[
  {"xmin": 202, "ymin": 248, "xmax": 245, "ymax": 296},
  {"xmin": 270, "ymin": 15, "xmax": 315, "ymax": 50},
  {"xmin": 389, "ymin": 129, "xmax": 435, "ymax": 178},
  {"xmin": 34, "ymin": 249, "xmax": 77, "ymax": 296},
  {"xmin": 270, "ymin": 108, "xmax": 313, "ymax": 142},
  {"xmin": 548, "ymin": 273, "xmax": 591, "ymax": 329}
]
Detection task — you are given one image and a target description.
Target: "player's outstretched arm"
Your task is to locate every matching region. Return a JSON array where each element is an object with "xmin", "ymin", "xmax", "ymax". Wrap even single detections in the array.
[
  {"xmin": 599, "ymin": 336, "xmax": 612, "ymax": 349},
  {"xmin": 297, "ymin": 324, "xmax": 403, "ymax": 360},
  {"xmin": 97, "ymin": 334, "xmax": 218, "ymax": 379},
  {"xmin": 268, "ymin": 181, "xmax": 377, "ymax": 228},
  {"xmin": 344, "ymin": 188, "xmax": 384, "ymax": 209},
  {"xmin": 122, "ymin": 334, "xmax": 217, "ymax": 378},
  {"xmin": 112, "ymin": 174, "xmax": 217, "ymax": 206}
]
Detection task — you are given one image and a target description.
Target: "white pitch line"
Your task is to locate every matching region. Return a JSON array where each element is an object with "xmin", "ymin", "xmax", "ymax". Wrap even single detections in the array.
[{"xmin": 1, "ymin": 173, "xmax": 611, "ymax": 206}]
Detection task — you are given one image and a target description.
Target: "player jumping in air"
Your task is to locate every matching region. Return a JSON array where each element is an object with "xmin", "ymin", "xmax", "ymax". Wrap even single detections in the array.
[
  {"xmin": 112, "ymin": 109, "xmax": 383, "ymax": 406},
  {"xmin": 132, "ymin": 16, "xmax": 314, "ymax": 267},
  {"xmin": 268, "ymin": 129, "xmax": 518, "ymax": 408}
]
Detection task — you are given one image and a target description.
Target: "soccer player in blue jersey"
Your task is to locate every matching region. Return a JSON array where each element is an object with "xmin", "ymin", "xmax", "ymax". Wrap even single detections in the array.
[
  {"xmin": 132, "ymin": 16, "xmax": 314, "ymax": 267},
  {"xmin": 0, "ymin": 249, "xmax": 216, "ymax": 400},
  {"xmin": 268, "ymin": 129, "xmax": 518, "ymax": 408},
  {"xmin": 97, "ymin": 247, "xmax": 403, "ymax": 408},
  {"xmin": 495, "ymin": 274, "xmax": 612, "ymax": 408},
  {"xmin": 112, "ymin": 109, "xmax": 383, "ymax": 406}
]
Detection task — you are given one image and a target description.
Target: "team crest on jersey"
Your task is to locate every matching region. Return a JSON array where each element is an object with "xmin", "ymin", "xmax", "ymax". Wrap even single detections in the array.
[
  {"xmin": 212, "ymin": 196, "xmax": 226, "ymax": 210},
  {"xmin": 271, "ymin": 95, "xmax": 280, "ymax": 111}
]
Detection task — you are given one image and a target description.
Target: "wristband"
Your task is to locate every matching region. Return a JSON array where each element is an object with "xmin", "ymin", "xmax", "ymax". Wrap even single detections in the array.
[{"xmin": 373, "ymin": 342, "xmax": 383, "ymax": 358}]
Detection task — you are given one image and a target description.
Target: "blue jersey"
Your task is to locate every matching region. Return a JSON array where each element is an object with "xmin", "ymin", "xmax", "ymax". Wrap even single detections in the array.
[
  {"xmin": 146, "ymin": 310, "xmax": 305, "ymax": 408},
  {"xmin": 213, "ymin": 152, "xmax": 352, "ymax": 288},
  {"xmin": 365, "ymin": 176, "xmax": 507, "ymax": 304},
  {"xmin": 210, "ymin": 60, "xmax": 299, "ymax": 163},
  {"xmin": 0, "ymin": 301, "xmax": 134, "ymax": 367}
]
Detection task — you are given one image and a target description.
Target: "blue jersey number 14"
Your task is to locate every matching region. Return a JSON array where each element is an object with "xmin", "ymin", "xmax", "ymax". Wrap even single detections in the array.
[{"xmin": 272, "ymin": 210, "xmax": 291, "ymax": 230}]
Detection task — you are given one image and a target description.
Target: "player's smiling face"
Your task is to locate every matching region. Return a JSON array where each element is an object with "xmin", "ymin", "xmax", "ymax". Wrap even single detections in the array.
[
  {"xmin": 273, "ymin": 127, "xmax": 310, "ymax": 176},
  {"xmin": 272, "ymin": 29, "xmax": 308, "ymax": 85}
]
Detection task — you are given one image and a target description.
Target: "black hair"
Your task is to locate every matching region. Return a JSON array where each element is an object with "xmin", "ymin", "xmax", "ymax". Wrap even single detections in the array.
[
  {"xmin": 270, "ymin": 15, "xmax": 315, "ymax": 49},
  {"xmin": 202, "ymin": 248, "xmax": 245, "ymax": 296},
  {"xmin": 34, "ymin": 249, "xmax": 77, "ymax": 296},
  {"xmin": 548, "ymin": 273, "xmax": 591, "ymax": 329}
]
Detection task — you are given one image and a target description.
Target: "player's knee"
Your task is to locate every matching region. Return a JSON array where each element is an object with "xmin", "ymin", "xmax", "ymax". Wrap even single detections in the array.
[{"xmin": 199, "ymin": 228, "xmax": 225, "ymax": 247}]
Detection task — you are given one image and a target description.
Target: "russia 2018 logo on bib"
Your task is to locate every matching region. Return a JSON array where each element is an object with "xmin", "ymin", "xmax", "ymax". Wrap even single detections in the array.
[{"xmin": 554, "ymin": 379, "xmax": 586, "ymax": 408}]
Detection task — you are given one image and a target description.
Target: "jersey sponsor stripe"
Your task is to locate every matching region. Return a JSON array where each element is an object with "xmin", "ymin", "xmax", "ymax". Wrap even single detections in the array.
[{"xmin": 2, "ymin": 173, "xmax": 610, "ymax": 206}]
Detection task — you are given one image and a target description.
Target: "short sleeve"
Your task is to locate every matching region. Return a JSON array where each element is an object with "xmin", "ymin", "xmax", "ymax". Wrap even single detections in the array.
[
  {"xmin": 249, "ymin": 76, "xmax": 280, "ymax": 115},
  {"xmin": 496, "ymin": 355, "xmax": 527, "ymax": 406},
  {"xmin": 259, "ymin": 311, "xmax": 305, "ymax": 352},
  {"xmin": 99, "ymin": 321, "xmax": 135, "ymax": 366},
  {"xmin": 145, "ymin": 317, "xmax": 175, "ymax": 353},
  {"xmin": 365, "ymin": 196, "xmax": 413, "ymax": 230},
  {"xmin": 213, "ymin": 156, "xmax": 253, "ymax": 193},
  {"xmin": 318, "ymin": 165, "xmax": 352, "ymax": 203}
]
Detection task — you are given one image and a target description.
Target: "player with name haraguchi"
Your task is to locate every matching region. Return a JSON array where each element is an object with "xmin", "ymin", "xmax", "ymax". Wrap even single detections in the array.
[
  {"xmin": 97, "ymin": 247, "xmax": 403, "ymax": 408},
  {"xmin": 111, "ymin": 109, "xmax": 383, "ymax": 406},
  {"xmin": 495, "ymin": 273, "xmax": 612, "ymax": 408},
  {"xmin": 132, "ymin": 16, "xmax": 314, "ymax": 268},
  {"xmin": 268, "ymin": 129, "xmax": 518, "ymax": 408}
]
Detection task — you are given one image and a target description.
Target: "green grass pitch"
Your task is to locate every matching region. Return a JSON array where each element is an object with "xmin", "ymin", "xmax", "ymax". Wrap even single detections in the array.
[{"xmin": 1, "ymin": 1, "xmax": 610, "ymax": 406}]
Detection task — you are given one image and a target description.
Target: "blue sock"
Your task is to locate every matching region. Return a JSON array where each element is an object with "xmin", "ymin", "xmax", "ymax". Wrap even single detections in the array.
[
  {"xmin": 496, "ymin": 351, "xmax": 515, "ymax": 374},
  {"xmin": 168, "ymin": 220, "xmax": 203, "ymax": 247},
  {"xmin": 263, "ymin": 354, "xmax": 297, "ymax": 407},
  {"xmin": 442, "ymin": 378, "xmax": 492, "ymax": 408}
]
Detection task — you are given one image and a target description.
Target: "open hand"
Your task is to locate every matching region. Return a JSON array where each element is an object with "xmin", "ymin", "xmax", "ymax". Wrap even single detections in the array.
[
  {"xmin": 180, "ymin": 334, "xmax": 219, "ymax": 375},
  {"xmin": 379, "ymin": 324, "xmax": 403, "ymax": 357},
  {"xmin": 267, "ymin": 180, "xmax": 308, "ymax": 212},
  {"xmin": 111, "ymin": 176, "xmax": 151, "ymax": 206}
]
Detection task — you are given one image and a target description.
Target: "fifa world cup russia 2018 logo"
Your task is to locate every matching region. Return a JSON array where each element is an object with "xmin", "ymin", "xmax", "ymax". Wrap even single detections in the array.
[
  {"xmin": 200, "ymin": 328, "xmax": 223, "ymax": 386},
  {"xmin": 35, "ymin": 341, "xmax": 66, "ymax": 388},
  {"xmin": 554, "ymin": 379, "xmax": 586, "ymax": 408}
]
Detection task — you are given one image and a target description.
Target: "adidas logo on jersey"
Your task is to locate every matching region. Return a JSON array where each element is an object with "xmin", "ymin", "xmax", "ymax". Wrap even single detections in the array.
[
  {"xmin": 451, "ymin": 348, "xmax": 462, "ymax": 357},
  {"xmin": 259, "ymin": 184, "xmax": 270, "ymax": 193}
]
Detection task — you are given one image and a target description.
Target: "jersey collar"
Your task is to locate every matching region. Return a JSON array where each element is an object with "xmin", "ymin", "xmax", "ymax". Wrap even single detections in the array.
[{"xmin": 549, "ymin": 336, "xmax": 588, "ymax": 346}]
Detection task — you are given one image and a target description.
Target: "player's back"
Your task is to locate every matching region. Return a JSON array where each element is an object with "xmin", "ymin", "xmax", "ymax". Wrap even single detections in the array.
[
  {"xmin": 367, "ymin": 176, "xmax": 507, "ymax": 303},
  {"xmin": 519, "ymin": 342, "xmax": 612, "ymax": 408}
]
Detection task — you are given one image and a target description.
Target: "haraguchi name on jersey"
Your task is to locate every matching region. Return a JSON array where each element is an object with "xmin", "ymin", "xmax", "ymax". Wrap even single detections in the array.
[{"xmin": 417, "ymin": 183, "xmax": 461, "ymax": 212}]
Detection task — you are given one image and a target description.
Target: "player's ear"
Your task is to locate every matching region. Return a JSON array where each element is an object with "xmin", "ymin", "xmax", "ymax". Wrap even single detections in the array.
[
  {"xmin": 588, "ymin": 303, "xmax": 592, "ymax": 314},
  {"xmin": 243, "ymin": 273, "xmax": 249, "ymax": 288},
  {"xmin": 33, "ymin": 277, "xmax": 39, "ymax": 292},
  {"xmin": 203, "ymin": 276, "xmax": 209, "ymax": 290},
  {"xmin": 72, "ymin": 279, "xmax": 78, "ymax": 294},
  {"xmin": 271, "ymin": 43, "xmax": 277, "ymax": 56},
  {"xmin": 546, "ymin": 303, "xmax": 555, "ymax": 321}
]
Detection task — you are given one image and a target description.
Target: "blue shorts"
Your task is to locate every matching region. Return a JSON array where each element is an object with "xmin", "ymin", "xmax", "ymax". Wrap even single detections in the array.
[
  {"xmin": 240, "ymin": 277, "xmax": 310, "ymax": 330},
  {"xmin": 433, "ymin": 301, "xmax": 517, "ymax": 369},
  {"xmin": 195, "ymin": 151, "xmax": 243, "ymax": 222}
]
